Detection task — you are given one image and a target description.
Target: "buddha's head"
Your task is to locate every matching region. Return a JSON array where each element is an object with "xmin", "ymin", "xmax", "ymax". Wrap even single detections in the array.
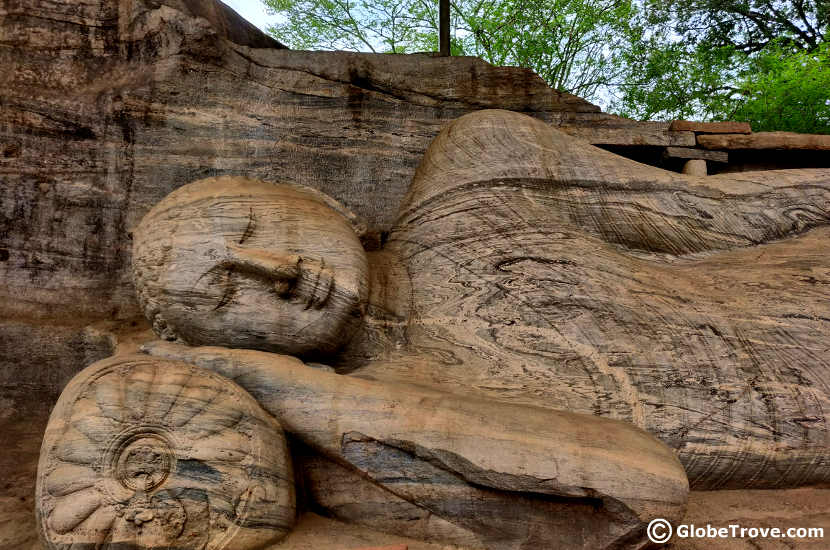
[{"xmin": 132, "ymin": 176, "xmax": 369, "ymax": 357}]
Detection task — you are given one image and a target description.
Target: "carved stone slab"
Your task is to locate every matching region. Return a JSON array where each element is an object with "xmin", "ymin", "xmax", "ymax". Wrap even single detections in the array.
[
  {"xmin": 559, "ymin": 124, "xmax": 696, "ymax": 146},
  {"xmin": 553, "ymin": 112, "xmax": 696, "ymax": 146},
  {"xmin": 36, "ymin": 354, "xmax": 295, "ymax": 549},
  {"xmin": 663, "ymin": 146, "xmax": 729, "ymax": 163},
  {"xmin": 698, "ymin": 132, "xmax": 830, "ymax": 150},
  {"xmin": 669, "ymin": 120, "xmax": 752, "ymax": 134}
]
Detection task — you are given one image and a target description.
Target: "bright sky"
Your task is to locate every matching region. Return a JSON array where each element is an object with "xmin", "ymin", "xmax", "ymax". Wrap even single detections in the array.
[{"xmin": 219, "ymin": 0, "xmax": 281, "ymax": 31}]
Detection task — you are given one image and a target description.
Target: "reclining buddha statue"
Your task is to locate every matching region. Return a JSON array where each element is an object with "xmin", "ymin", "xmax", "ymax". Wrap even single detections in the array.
[{"xmin": 36, "ymin": 109, "xmax": 830, "ymax": 549}]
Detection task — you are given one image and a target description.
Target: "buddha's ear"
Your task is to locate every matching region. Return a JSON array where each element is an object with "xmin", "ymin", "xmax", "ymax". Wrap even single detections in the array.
[{"xmin": 276, "ymin": 182, "xmax": 368, "ymax": 239}]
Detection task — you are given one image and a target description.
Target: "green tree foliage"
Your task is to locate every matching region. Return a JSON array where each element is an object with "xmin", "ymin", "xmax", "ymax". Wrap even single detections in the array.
[
  {"xmin": 731, "ymin": 42, "xmax": 830, "ymax": 133},
  {"xmin": 612, "ymin": 0, "xmax": 829, "ymax": 133},
  {"xmin": 263, "ymin": 0, "xmax": 639, "ymax": 100},
  {"xmin": 264, "ymin": 0, "xmax": 434, "ymax": 53},
  {"xmin": 454, "ymin": 0, "xmax": 637, "ymax": 96}
]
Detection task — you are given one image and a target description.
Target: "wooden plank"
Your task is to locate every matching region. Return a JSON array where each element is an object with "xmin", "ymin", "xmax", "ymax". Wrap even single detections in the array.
[
  {"xmin": 664, "ymin": 146, "xmax": 728, "ymax": 163},
  {"xmin": 698, "ymin": 132, "xmax": 830, "ymax": 150},
  {"xmin": 669, "ymin": 120, "xmax": 751, "ymax": 134}
]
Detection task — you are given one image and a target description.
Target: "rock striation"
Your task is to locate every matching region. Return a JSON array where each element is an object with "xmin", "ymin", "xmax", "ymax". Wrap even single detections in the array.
[{"xmin": 141, "ymin": 341, "xmax": 688, "ymax": 549}]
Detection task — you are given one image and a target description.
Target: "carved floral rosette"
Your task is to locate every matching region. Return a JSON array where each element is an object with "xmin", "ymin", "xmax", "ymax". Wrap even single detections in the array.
[{"xmin": 36, "ymin": 354, "xmax": 295, "ymax": 550}]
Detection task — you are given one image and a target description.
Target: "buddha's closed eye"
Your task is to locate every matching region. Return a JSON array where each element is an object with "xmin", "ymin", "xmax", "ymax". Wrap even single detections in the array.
[{"xmin": 196, "ymin": 246, "xmax": 300, "ymax": 310}]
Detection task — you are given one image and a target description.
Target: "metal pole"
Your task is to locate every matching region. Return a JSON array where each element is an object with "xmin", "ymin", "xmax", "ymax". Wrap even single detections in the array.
[{"xmin": 439, "ymin": 0, "xmax": 450, "ymax": 56}]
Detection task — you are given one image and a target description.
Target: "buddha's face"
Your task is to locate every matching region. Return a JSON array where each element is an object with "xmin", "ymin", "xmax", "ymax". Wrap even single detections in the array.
[{"xmin": 133, "ymin": 177, "xmax": 369, "ymax": 357}]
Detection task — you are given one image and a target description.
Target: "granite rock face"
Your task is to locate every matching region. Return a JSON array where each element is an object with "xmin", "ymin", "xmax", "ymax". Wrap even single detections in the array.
[
  {"xmin": 126, "ymin": 175, "xmax": 690, "ymax": 548},
  {"xmin": 8, "ymin": 1, "xmax": 830, "ymax": 547},
  {"xmin": 119, "ymin": 110, "xmax": 830, "ymax": 546},
  {"xmin": 0, "ymin": 4, "xmax": 598, "ymax": 545},
  {"xmin": 668, "ymin": 120, "xmax": 752, "ymax": 134}
]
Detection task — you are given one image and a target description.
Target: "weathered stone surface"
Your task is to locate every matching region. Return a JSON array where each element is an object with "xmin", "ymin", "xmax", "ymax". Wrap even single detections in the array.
[
  {"xmin": 559, "ymin": 125, "xmax": 694, "ymax": 146},
  {"xmin": 298, "ymin": 451, "xmax": 483, "ymax": 547},
  {"xmin": 143, "ymin": 341, "xmax": 689, "ymax": 550},
  {"xmin": 0, "ymin": 0, "xmax": 575, "ymax": 510},
  {"xmin": 12, "ymin": 483, "xmax": 830, "ymax": 550},
  {"xmin": 36, "ymin": 354, "xmax": 295, "ymax": 549},
  {"xmin": 663, "ymin": 146, "xmax": 728, "ymax": 163},
  {"xmin": 129, "ymin": 175, "xmax": 687, "ymax": 546},
  {"xmin": 698, "ymin": 132, "xmax": 830, "ymax": 150},
  {"xmin": 0, "ymin": 1, "xmax": 586, "ymax": 546},
  {"xmin": 6, "ymin": 0, "xmax": 830, "ymax": 545},
  {"xmin": 669, "ymin": 120, "xmax": 752, "ymax": 134},
  {"xmin": 128, "ymin": 109, "xmax": 830, "ymax": 496},
  {"xmin": 668, "ymin": 489, "xmax": 830, "ymax": 549},
  {"xmin": 172, "ymin": 0, "xmax": 288, "ymax": 49},
  {"xmin": 549, "ymin": 90, "xmax": 602, "ymax": 112}
]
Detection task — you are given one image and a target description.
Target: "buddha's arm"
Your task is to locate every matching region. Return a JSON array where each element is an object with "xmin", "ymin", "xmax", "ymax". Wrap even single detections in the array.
[{"xmin": 141, "ymin": 341, "xmax": 688, "ymax": 526}]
